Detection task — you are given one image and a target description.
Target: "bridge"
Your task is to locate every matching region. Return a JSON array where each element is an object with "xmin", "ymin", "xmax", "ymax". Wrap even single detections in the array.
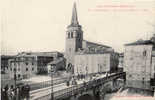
[{"xmin": 30, "ymin": 72, "xmax": 126, "ymax": 100}]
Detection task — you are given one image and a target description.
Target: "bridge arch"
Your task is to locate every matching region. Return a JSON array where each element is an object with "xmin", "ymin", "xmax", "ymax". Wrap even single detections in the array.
[
  {"xmin": 75, "ymin": 89, "xmax": 95, "ymax": 100},
  {"xmin": 78, "ymin": 94, "xmax": 94, "ymax": 100}
]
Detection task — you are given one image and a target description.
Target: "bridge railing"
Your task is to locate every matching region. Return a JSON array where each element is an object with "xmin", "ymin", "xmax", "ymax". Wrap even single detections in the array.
[
  {"xmin": 30, "ymin": 77, "xmax": 68, "ymax": 91},
  {"xmin": 34, "ymin": 72, "xmax": 126, "ymax": 100}
]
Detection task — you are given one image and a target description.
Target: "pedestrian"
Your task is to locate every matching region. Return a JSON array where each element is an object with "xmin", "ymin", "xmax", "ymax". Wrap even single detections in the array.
[
  {"xmin": 4, "ymin": 84, "xmax": 10, "ymax": 100},
  {"xmin": 7, "ymin": 86, "xmax": 12, "ymax": 100},
  {"xmin": 66, "ymin": 80, "xmax": 70, "ymax": 86},
  {"xmin": 1, "ymin": 88, "xmax": 5, "ymax": 100},
  {"xmin": 4, "ymin": 84, "xmax": 9, "ymax": 91},
  {"xmin": 3, "ymin": 88, "xmax": 9, "ymax": 100},
  {"xmin": 17, "ymin": 86, "xmax": 21, "ymax": 100},
  {"xmin": 25, "ymin": 84, "xmax": 30, "ymax": 100},
  {"xmin": 21, "ymin": 85, "xmax": 25, "ymax": 99}
]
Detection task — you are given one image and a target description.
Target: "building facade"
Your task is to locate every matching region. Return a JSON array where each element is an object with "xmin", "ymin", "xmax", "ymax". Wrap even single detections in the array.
[
  {"xmin": 124, "ymin": 40, "xmax": 155, "ymax": 89},
  {"xmin": 74, "ymin": 52, "xmax": 119, "ymax": 76},
  {"xmin": 8, "ymin": 51, "xmax": 64, "ymax": 79},
  {"xmin": 9, "ymin": 55, "xmax": 37, "ymax": 79},
  {"xmin": 1, "ymin": 55, "xmax": 14, "ymax": 73}
]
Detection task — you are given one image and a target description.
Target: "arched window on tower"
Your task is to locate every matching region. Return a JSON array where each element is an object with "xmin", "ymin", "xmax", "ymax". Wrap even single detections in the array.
[
  {"xmin": 79, "ymin": 34, "xmax": 80, "ymax": 38},
  {"xmin": 71, "ymin": 32, "xmax": 73, "ymax": 38},
  {"xmin": 68, "ymin": 32, "xmax": 70, "ymax": 38}
]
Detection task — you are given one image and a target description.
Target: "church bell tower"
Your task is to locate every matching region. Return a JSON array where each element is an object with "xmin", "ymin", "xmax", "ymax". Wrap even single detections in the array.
[{"xmin": 65, "ymin": 2, "xmax": 83, "ymax": 71}]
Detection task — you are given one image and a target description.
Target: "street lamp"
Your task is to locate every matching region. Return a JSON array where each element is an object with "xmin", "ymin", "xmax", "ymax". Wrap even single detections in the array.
[
  {"xmin": 14, "ymin": 67, "xmax": 17, "ymax": 100},
  {"xmin": 51, "ymin": 65, "xmax": 55, "ymax": 100}
]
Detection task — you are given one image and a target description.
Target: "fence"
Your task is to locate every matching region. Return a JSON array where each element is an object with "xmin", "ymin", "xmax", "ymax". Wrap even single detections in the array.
[
  {"xmin": 32, "ymin": 72, "xmax": 126, "ymax": 100},
  {"xmin": 30, "ymin": 77, "xmax": 68, "ymax": 91}
]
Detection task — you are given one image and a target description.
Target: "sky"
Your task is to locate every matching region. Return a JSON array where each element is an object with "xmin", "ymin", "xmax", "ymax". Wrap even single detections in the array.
[{"xmin": 1, "ymin": 0, "xmax": 155, "ymax": 55}]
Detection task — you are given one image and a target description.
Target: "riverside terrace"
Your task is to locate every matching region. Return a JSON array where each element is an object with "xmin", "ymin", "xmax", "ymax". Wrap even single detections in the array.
[{"xmin": 30, "ymin": 72, "xmax": 127, "ymax": 100}]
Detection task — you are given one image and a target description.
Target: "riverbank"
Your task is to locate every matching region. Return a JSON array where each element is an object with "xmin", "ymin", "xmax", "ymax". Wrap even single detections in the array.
[{"xmin": 104, "ymin": 87, "xmax": 155, "ymax": 100}]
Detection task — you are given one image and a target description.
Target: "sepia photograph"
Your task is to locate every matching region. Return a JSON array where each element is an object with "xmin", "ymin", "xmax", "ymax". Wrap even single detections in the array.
[{"xmin": 1, "ymin": 0, "xmax": 155, "ymax": 100}]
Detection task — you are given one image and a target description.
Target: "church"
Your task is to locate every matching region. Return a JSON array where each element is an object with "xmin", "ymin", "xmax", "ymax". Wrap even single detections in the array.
[{"xmin": 65, "ymin": 2, "xmax": 119, "ymax": 75}]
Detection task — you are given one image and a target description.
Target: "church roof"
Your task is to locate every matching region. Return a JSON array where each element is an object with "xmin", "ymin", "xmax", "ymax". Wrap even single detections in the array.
[
  {"xmin": 75, "ymin": 51, "xmax": 114, "ymax": 55},
  {"xmin": 83, "ymin": 40, "xmax": 111, "ymax": 48}
]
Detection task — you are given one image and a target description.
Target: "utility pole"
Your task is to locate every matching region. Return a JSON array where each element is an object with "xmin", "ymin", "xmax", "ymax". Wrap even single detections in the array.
[
  {"xmin": 14, "ymin": 67, "xmax": 17, "ymax": 100},
  {"xmin": 51, "ymin": 65, "xmax": 55, "ymax": 100}
]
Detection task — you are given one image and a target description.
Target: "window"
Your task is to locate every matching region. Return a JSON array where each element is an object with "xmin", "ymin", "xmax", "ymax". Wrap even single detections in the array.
[
  {"xmin": 18, "ymin": 74, "xmax": 21, "ymax": 78},
  {"xmin": 130, "ymin": 57, "xmax": 133, "ymax": 60},
  {"xmin": 13, "ymin": 68, "xmax": 16, "ymax": 72},
  {"xmin": 71, "ymin": 32, "xmax": 73, "ymax": 38},
  {"xmin": 25, "ymin": 62, "xmax": 28, "ymax": 65},
  {"xmin": 143, "ymin": 51, "xmax": 147, "ymax": 56},
  {"xmin": 32, "ymin": 57, "xmax": 34, "ymax": 60},
  {"xmin": 26, "ymin": 58, "xmax": 28, "ymax": 61},
  {"xmin": 142, "ymin": 78, "xmax": 144, "ymax": 84},
  {"xmin": 32, "ymin": 62, "xmax": 34, "ymax": 65},
  {"xmin": 68, "ymin": 32, "xmax": 70, "ymax": 38},
  {"xmin": 10, "ymin": 68, "xmax": 12, "ymax": 71},
  {"xmin": 129, "ymin": 75, "xmax": 132, "ymax": 78},
  {"xmin": 26, "ymin": 68, "xmax": 28, "ymax": 71},
  {"xmin": 32, "ymin": 68, "xmax": 34, "ymax": 71},
  {"xmin": 18, "ymin": 62, "xmax": 20, "ymax": 66}
]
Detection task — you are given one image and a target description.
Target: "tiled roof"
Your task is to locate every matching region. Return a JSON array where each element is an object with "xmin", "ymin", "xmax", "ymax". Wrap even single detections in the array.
[
  {"xmin": 1, "ymin": 55, "xmax": 15, "ymax": 59},
  {"xmin": 125, "ymin": 40, "xmax": 154, "ymax": 46},
  {"xmin": 48, "ymin": 58, "xmax": 65, "ymax": 65},
  {"xmin": 17, "ymin": 51, "xmax": 62, "ymax": 57}
]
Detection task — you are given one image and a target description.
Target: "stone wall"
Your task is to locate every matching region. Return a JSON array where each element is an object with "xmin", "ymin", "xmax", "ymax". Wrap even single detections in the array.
[
  {"xmin": 74, "ymin": 53, "xmax": 118, "ymax": 75},
  {"xmin": 151, "ymin": 56, "xmax": 155, "ymax": 79},
  {"xmin": 124, "ymin": 45, "xmax": 153, "ymax": 89}
]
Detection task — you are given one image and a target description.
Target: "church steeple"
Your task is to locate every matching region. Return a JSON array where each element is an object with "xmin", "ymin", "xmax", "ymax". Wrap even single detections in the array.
[
  {"xmin": 65, "ymin": 2, "xmax": 83, "ymax": 72},
  {"xmin": 71, "ymin": 2, "xmax": 79, "ymax": 26}
]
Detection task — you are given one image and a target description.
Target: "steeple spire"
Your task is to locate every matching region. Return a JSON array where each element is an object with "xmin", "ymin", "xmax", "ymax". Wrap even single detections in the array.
[{"xmin": 71, "ymin": 2, "xmax": 79, "ymax": 26}]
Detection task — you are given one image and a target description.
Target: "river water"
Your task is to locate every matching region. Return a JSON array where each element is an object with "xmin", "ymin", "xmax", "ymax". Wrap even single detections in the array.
[
  {"xmin": 78, "ymin": 93, "xmax": 114, "ymax": 100},
  {"xmin": 78, "ymin": 88, "xmax": 155, "ymax": 100}
]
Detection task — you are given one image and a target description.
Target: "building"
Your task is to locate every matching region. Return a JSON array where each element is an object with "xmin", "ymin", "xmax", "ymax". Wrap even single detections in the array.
[
  {"xmin": 9, "ymin": 54, "xmax": 37, "ymax": 79},
  {"xmin": 1, "ymin": 55, "xmax": 15, "ymax": 81},
  {"xmin": 47, "ymin": 57, "xmax": 66, "ymax": 74},
  {"xmin": 1, "ymin": 55, "xmax": 14, "ymax": 73},
  {"xmin": 74, "ymin": 52, "xmax": 119, "ymax": 76},
  {"xmin": 65, "ymin": 2, "xmax": 119, "ymax": 74},
  {"xmin": 118, "ymin": 53, "xmax": 124, "ymax": 72},
  {"xmin": 65, "ymin": 2, "xmax": 83, "ymax": 70},
  {"xmin": 8, "ymin": 51, "xmax": 64, "ymax": 79},
  {"xmin": 124, "ymin": 39, "xmax": 155, "ymax": 90}
]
